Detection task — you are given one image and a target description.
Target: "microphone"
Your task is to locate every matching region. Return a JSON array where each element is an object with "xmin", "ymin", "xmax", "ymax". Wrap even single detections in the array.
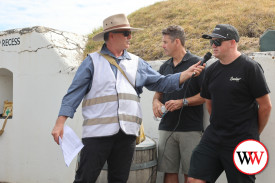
[
  {"xmin": 200, "ymin": 52, "xmax": 212, "ymax": 65},
  {"xmin": 192, "ymin": 52, "xmax": 212, "ymax": 77}
]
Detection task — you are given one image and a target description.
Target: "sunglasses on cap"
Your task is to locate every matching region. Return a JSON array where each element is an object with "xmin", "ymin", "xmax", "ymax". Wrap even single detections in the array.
[
  {"xmin": 111, "ymin": 30, "xmax": 131, "ymax": 37},
  {"xmin": 210, "ymin": 39, "xmax": 230, "ymax": 47}
]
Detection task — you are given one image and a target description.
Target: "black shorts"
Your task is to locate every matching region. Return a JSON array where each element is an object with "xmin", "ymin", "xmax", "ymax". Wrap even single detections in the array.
[{"xmin": 188, "ymin": 141, "xmax": 255, "ymax": 183}]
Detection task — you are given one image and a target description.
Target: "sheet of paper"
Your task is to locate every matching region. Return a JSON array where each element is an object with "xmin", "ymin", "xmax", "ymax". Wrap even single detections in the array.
[{"xmin": 59, "ymin": 125, "xmax": 84, "ymax": 167}]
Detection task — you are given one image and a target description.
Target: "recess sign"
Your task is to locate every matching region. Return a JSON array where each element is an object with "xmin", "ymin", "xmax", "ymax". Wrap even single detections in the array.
[{"xmin": 1, "ymin": 37, "xmax": 20, "ymax": 47}]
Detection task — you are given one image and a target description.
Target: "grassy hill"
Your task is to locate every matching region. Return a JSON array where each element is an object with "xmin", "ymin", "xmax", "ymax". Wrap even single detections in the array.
[{"xmin": 84, "ymin": 0, "xmax": 275, "ymax": 60}]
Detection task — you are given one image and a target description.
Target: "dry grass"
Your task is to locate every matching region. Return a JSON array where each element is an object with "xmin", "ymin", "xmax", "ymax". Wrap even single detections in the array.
[{"xmin": 84, "ymin": 0, "xmax": 275, "ymax": 60}]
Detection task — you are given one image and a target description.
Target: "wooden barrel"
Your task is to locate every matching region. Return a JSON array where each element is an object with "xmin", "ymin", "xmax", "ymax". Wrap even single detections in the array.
[
  {"xmin": 76, "ymin": 136, "xmax": 157, "ymax": 183},
  {"xmin": 128, "ymin": 136, "xmax": 157, "ymax": 183}
]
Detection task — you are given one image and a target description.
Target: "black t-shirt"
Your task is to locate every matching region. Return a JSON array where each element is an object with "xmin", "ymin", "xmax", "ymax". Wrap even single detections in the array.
[
  {"xmin": 158, "ymin": 51, "xmax": 204, "ymax": 132},
  {"xmin": 201, "ymin": 54, "xmax": 270, "ymax": 147}
]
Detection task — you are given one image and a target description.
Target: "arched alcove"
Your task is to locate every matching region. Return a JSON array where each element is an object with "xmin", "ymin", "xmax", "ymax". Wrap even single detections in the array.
[{"xmin": 0, "ymin": 68, "xmax": 13, "ymax": 118}]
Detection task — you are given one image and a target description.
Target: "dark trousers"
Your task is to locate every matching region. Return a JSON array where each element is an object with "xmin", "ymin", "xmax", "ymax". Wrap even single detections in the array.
[{"xmin": 74, "ymin": 130, "xmax": 136, "ymax": 183}]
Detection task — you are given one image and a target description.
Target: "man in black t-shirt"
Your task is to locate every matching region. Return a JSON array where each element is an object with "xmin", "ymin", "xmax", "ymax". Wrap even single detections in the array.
[
  {"xmin": 152, "ymin": 25, "xmax": 205, "ymax": 183},
  {"xmin": 188, "ymin": 24, "xmax": 272, "ymax": 183}
]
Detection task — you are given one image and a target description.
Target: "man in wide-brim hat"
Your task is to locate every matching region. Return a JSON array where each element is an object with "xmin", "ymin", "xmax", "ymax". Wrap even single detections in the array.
[{"xmin": 52, "ymin": 13, "xmax": 205, "ymax": 183}]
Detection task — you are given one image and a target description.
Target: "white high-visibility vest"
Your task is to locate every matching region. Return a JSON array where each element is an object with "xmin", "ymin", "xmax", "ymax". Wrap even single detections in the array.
[{"xmin": 81, "ymin": 52, "xmax": 142, "ymax": 138}]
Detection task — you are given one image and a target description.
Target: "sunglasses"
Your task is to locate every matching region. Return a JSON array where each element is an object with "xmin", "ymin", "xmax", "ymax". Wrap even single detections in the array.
[
  {"xmin": 210, "ymin": 39, "xmax": 230, "ymax": 47},
  {"xmin": 111, "ymin": 30, "xmax": 131, "ymax": 37}
]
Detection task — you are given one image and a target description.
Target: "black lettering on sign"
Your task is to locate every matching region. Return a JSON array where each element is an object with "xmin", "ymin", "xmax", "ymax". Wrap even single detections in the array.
[
  {"xmin": 1, "ymin": 37, "xmax": 20, "ymax": 47},
  {"xmin": 16, "ymin": 37, "xmax": 20, "ymax": 45}
]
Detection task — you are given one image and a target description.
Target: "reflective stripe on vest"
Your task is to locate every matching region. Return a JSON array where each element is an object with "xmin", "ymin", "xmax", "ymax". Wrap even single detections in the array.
[{"xmin": 82, "ymin": 52, "xmax": 142, "ymax": 138}]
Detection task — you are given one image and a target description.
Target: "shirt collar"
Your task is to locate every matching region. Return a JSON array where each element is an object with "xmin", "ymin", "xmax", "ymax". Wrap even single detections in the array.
[
  {"xmin": 100, "ymin": 43, "xmax": 131, "ymax": 60},
  {"xmin": 167, "ymin": 50, "xmax": 191, "ymax": 67}
]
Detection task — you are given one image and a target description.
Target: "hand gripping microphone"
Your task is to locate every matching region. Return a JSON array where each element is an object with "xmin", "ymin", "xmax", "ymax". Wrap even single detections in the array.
[
  {"xmin": 192, "ymin": 52, "xmax": 212, "ymax": 77},
  {"xmin": 200, "ymin": 52, "xmax": 212, "ymax": 65}
]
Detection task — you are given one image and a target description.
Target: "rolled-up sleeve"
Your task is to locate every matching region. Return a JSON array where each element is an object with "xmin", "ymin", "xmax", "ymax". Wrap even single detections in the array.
[{"xmin": 58, "ymin": 56, "xmax": 94, "ymax": 118}]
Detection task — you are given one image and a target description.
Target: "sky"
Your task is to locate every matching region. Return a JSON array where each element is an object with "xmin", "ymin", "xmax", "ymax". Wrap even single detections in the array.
[{"xmin": 0, "ymin": 0, "xmax": 163, "ymax": 35}]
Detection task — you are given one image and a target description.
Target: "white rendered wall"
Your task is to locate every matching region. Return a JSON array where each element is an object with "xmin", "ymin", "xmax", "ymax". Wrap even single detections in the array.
[{"xmin": 0, "ymin": 27, "xmax": 86, "ymax": 183}]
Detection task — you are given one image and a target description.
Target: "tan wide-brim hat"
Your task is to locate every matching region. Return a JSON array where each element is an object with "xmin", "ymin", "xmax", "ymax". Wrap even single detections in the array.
[{"xmin": 92, "ymin": 13, "xmax": 143, "ymax": 41}]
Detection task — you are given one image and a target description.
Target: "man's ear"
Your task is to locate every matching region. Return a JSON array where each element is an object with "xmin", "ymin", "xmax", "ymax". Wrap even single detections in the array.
[
  {"xmin": 175, "ymin": 38, "xmax": 181, "ymax": 46},
  {"xmin": 230, "ymin": 39, "xmax": 237, "ymax": 48},
  {"xmin": 108, "ymin": 32, "xmax": 114, "ymax": 40}
]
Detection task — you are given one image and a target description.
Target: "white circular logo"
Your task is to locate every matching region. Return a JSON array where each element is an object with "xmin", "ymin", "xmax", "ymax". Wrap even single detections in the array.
[{"xmin": 233, "ymin": 139, "xmax": 268, "ymax": 175}]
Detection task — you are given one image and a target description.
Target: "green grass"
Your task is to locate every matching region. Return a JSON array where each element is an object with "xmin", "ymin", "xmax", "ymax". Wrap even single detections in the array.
[{"xmin": 84, "ymin": 0, "xmax": 275, "ymax": 60}]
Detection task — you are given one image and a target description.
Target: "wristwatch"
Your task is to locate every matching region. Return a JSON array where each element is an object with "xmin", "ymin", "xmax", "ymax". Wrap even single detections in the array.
[{"xmin": 183, "ymin": 98, "xmax": 189, "ymax": 107}]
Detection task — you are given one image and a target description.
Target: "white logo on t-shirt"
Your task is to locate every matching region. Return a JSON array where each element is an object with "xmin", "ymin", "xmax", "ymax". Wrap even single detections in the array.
[{"xmin": 230, "ymin": 76, "xmax": 241, "ymax": 82}]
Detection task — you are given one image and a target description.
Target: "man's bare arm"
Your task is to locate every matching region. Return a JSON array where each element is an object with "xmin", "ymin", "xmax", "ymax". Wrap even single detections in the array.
[
  {"xmin": 256, "ymin": 94, "xmax": 272, "ymax": 135},
  {"xmin": 152, "ymin": 92, "xmax": 164, "ymax": 118}
]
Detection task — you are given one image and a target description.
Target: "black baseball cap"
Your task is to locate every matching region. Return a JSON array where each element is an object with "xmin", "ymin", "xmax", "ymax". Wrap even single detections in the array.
[{"xmin": 202, "ymin": 24, "xmax": 240, "ymax": 42}]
